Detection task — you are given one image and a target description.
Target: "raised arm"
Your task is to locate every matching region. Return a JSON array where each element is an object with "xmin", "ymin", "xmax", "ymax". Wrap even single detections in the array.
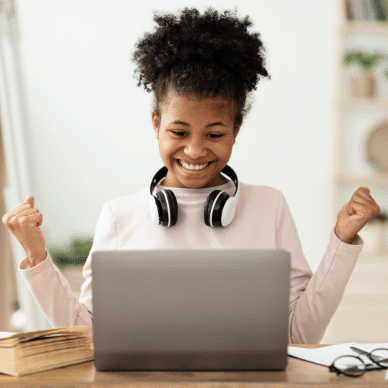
[
  {"xmin": 274, "ymin": 190, "xmax": 374, "ymax": 344},
  {"xmin": 2, "ymin": 197, "xmax": 117, "ymax": 334}
]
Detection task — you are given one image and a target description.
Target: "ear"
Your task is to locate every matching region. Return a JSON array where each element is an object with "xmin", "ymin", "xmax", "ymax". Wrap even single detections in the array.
[{"xmin": 151, "ymin": 110, "xmax": 160, "ymax": 139}]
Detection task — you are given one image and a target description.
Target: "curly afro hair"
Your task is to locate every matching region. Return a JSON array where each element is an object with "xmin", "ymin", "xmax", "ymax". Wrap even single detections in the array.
[{"xmin": 132, "ymin": 7, "xmax": 270, "ymax": 129}]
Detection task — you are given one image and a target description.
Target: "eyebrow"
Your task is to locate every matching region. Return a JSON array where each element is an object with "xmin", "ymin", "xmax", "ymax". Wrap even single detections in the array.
[{"xmin": 170, "ymin": 120, "xmax": 227, "ymax": 128}]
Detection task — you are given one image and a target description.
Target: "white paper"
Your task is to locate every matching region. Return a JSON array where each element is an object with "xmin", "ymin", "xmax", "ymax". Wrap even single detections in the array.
[
  {"xmin": 288, "ymin": 342, "xmax": 388, "ymax": 367},
  {"xmin": 0, "ymin": 332, "xmax": 17, "ymax": 339}
]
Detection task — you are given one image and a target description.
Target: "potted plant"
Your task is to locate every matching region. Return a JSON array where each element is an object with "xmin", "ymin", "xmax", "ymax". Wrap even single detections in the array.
[
  {"xmin": 48, "ymin": 237, "xmax": 93, "ymax": 295},
  {"xmin": 343, "ymin": 50, "xmax": 388, "ymax": 98},
  {"xmin": 49, "ymin": 237, "xmax": 93, "ymax": 268}
]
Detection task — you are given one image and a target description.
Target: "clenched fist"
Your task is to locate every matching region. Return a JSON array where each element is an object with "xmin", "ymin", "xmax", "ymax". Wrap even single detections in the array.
[
  {"xmin": 2, "ymin": 195, "xmax": 47, "ymax": 267},
  {"xmin": 334, "ymin": 187, "xmax": 380, "ymax": 244}
]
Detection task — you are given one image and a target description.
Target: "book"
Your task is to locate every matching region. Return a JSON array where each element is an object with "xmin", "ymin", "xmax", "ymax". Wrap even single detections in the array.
[
  {"xmin": 288, "ymin": 342, "xmax": 388, "ymax": 368},
  {"xmin": 348, "ymin": 0, "xmax": 365, "ymax": 20},
  {"xmin": 362, "ymin": 0, "xmax": 376, "ymax": 20},
  {"xmin": 346, "ymin": 0, "xmax": 388, "ymax": 21},
  {"xmin": 0, "ymin": 326, "xmax": 93, "ymax": 376}
]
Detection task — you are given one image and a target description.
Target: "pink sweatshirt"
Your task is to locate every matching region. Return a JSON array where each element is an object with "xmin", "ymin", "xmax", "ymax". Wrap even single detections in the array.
[{"xmin": 19, "ymin": 180, "xmax": 363, "ymax": 344}]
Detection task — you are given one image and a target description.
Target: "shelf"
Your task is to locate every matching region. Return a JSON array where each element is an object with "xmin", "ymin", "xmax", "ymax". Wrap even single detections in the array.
[
  {"xmin": 359, "ymin": 251, "xmax": 388, "ymax": 261},
  {"xmin": 339, "ymin": 98, "xmax": 388, "ymax": 110},
  {"xmin": 341, "ymin": 21, "xmax": 388, "ymax": 34},
  {"xmin": 327, "ymin": 303, "xmax": 388, "ymax": 343},
  {"xmin": 335, "ymin": 174, "xmax": 388, "ymax": 186},
  {"xmin": 340, "ymin": 294, "xmax": 388, "ymax": 304},
  {"xmin": 327, "ymin": 0, "xmax": 388, "ymax": 345}
]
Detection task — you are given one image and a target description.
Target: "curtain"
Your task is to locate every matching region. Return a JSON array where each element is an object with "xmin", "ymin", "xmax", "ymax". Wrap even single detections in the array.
[
  {"xmin": 0, "ymin": 0, "xmax": 49, "ymax": 331},
  {"xmin": 0, "ymin": 129, "xmax": 17, "ymax": 331}
]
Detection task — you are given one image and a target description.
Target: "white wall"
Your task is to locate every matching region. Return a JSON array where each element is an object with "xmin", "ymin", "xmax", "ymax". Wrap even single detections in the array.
[{"xmin": 14, "ymin": 0, "xmax": 339, "ymax": 272}]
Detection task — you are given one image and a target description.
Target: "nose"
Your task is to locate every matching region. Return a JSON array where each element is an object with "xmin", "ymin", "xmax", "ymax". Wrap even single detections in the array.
[{"xmin": 184, "ymin": 138, "xmax": 208, "ymax": 159}]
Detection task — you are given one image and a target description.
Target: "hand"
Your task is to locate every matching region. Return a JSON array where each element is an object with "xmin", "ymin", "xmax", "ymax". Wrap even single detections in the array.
[
  {"xmin": 334, "ymin": 187, "xmax": 380, "ymax": 244},
  {"xmin": 2, "ymin": 196, "xmax": 47, "ymax": 267}
]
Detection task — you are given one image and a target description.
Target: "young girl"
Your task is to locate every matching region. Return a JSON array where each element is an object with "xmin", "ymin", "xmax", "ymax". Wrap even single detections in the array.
[{"xmin": 2, "ymin": 7, "xmax": 380, "ymax": 344}]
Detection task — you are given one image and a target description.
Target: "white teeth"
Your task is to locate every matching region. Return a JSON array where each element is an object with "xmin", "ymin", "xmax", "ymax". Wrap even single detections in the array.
[{"xmin": 179, "ymin": 160, "xmax": 210, "ymax": 170}]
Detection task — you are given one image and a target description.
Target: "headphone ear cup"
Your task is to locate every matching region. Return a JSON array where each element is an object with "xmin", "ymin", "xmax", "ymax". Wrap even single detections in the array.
[
  {"xmin": 155, "ymin": 189, "xmax": 178, "ymax": 227},
  {"xmin": 164, "ymin": 189, "xmax": 178, "ymax": 226},
  {"xmin": 204, "ymin": 190, "xmax": 230, "ymax": 227}
]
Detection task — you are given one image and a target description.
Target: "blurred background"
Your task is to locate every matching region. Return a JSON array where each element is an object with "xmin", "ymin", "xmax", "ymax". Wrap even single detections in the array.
[{"xmin": 1, "ymin": 0, "xmax": 387, "ymax": 343}]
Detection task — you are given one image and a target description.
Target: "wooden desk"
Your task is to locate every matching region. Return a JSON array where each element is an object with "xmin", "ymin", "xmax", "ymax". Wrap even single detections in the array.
[{"xmin": 0, "ymin": 346, "xmax": 387, "ymax": 387}]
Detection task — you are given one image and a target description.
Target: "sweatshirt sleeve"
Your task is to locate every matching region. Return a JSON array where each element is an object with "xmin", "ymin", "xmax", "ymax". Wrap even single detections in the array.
[
  {"xmin": 18, "ymin": 201, "xmax": 118, "ymax": 334},
  {"xmin": 275, "ymin": 191, "xmax": 363, "ymax": 344}
]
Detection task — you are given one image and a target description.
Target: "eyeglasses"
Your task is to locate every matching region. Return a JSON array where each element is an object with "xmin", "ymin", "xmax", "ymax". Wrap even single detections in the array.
[{"xmin": 329, "ymin": 347, "xmax": 388, "ymax": 377}]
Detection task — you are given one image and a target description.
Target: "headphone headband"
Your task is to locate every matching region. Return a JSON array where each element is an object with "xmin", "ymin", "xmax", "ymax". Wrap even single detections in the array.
[{"xmin": 150, "ymin": 166, "xmax": 168, "ymax": 195}]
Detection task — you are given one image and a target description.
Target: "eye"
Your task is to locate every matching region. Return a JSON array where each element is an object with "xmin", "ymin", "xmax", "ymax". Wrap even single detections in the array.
[
  {"xmin": 171, "ymin": 131, "xmax": 187, "ymax": 137},
  {"xmin": 208, "ymin": 133, "xmax": 224, "ymax": 139}
]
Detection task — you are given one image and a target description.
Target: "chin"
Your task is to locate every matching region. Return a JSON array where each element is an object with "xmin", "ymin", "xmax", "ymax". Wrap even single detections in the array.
[{"xmin": 181, "ymin": 177, "xmax": 223, "ymax": 189}]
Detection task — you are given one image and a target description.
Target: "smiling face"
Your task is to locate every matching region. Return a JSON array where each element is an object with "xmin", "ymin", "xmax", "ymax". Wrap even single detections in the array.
[{"xmin": 152, "ymin": 87, "xmax": 241, "ymax": 189}]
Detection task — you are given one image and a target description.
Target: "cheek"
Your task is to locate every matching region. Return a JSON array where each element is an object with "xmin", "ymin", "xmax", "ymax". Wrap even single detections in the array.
[
  {"xmin": 158, "ymin": 138, "xmax": 175, "ymax": 158},
  {"xmin": 213, "ymin": 140, "xmax": 234, "ymax": 156}
]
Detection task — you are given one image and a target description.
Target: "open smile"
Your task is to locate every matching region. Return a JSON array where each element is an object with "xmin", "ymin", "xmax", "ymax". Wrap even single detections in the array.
[{"xmin": 177, "ymin": 159, "xmax": 213, "ymax": 171}]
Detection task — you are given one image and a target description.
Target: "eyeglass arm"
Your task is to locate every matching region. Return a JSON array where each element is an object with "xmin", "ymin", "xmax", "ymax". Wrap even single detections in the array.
[{"xmin": 350, "ymin": 346, "xmax": 388, "ymax": 368}]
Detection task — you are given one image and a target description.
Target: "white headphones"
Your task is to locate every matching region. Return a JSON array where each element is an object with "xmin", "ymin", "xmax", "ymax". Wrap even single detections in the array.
[{"xmin": 149, "ymin": 165, "xmax": 240, "ymax": 227}]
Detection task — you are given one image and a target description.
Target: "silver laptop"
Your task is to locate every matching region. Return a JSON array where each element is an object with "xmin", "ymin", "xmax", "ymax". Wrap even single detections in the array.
[{"xmin": 92, "ymin": 249, "xmax": 290, "ymax": 371}]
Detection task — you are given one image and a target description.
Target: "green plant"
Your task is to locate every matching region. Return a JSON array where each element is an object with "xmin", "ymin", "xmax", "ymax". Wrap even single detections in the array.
[
  {"xmin": 48, "ymin": 237, "xmax": 93, "ymax": 268},
  {"xmin": 344, "ymin": 50, "xmax": 388, "ymax": 79}
]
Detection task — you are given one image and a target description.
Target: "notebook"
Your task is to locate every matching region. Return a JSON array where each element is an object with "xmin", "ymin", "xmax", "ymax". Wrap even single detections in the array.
[{"xmin": 91, "ymin": 249, "xmax": 290, "ymax": 371}]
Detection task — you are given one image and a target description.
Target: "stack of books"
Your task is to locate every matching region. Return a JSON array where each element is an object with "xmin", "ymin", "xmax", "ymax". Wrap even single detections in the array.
[
  {"xmin": 346, "ymin": 0, "xmax": 388, "ymax": 21},
  {"xmin": 0, "ymin": 326, "xmax": 93, "ymax": 376}
]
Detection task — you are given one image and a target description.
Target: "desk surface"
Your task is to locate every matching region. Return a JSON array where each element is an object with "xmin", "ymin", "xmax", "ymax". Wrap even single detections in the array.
[{"xmin": 0, "ymin": 345, "xmax": 387, "ymax": 387}]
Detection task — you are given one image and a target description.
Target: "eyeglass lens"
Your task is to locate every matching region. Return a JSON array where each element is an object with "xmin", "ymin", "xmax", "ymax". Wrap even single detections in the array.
[
  {"xmin": 370, "ymin": 349, "xmax": 388, "ymax": 368},
  {"xmin": 333, "ymin": 356, "xmax": 366, "ymax": 377}
]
